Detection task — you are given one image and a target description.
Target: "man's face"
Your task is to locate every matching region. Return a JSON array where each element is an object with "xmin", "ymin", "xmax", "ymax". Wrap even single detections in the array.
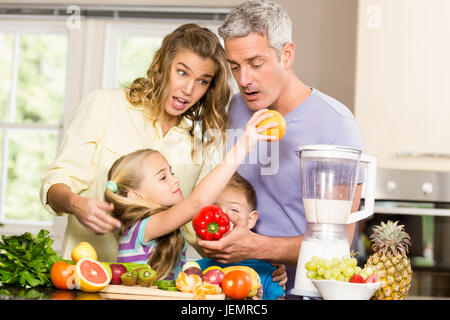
[{"xmin": 225, "ymin": 32, "xmax": 288, "ymax": 111}]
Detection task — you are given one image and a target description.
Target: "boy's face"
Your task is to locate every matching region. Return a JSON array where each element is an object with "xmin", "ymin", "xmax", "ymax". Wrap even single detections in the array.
[{"xmin": 214, "ymin": 187, "xmax": 257, "ymax": 230}]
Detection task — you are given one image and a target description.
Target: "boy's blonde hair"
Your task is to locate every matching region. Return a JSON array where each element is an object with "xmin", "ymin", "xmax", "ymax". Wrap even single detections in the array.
[
  {"xmin": 226, "ymin": 172, "xmax": 257, "ymax": 211},
  {"xmin": 104, "ymin": 149, "xmax": 184, "ymax": 280}
]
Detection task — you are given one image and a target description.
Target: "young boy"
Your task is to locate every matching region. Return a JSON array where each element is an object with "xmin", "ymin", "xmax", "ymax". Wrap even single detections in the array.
[{"xmin": 196, "ymin": 173, "xmax": 286, "ymax": 300}]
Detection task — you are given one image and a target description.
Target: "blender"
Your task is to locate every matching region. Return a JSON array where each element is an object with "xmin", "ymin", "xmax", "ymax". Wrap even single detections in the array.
[{"xmin": 291, "ymin": 145, "xmax": 376, "ymax": 297}]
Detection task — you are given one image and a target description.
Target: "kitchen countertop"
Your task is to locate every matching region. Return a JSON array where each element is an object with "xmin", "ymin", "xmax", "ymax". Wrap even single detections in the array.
[
  {"xmin": 0, "ymin": 285, "xmax": 108, "ymax": 300},
  {"xmin": 1, "ymin": 284, "xmax": 449, "ymax": 300}
]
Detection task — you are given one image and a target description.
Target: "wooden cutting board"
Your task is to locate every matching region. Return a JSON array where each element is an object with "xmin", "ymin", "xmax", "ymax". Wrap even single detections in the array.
[{"xmin": 100, "ymin": 284, "xmax": 226, "ymax": 300}]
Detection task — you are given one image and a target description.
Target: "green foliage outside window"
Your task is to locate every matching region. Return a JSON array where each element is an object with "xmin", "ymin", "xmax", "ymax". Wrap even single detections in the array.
[{"xmin": 0, "ymin": 33, "xmax": 66, "ymax": 223}]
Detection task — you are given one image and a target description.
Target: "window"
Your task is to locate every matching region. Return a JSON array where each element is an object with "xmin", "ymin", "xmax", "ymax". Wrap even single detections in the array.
[{"xmin": 0, "ymin": 22, "xmax": 67, "ymax": 233}]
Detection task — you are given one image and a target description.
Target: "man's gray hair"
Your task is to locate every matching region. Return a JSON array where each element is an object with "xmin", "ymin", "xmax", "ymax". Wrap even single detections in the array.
[{"xmin": 218, "ymin": 0, "xmax": 292, "ymax": 56}]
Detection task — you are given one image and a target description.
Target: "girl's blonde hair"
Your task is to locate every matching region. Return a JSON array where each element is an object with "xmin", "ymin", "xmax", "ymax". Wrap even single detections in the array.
[
  {"xmin": 105, "ymin": 149, "xmax": 184, "ymax": 280},
  {"xmin": 126, "ymin": 23, "xmax": 231, "ymax": 150}
]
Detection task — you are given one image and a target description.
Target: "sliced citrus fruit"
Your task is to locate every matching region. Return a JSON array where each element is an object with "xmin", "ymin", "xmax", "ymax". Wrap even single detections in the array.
[
  {"xmin": 175, "ymin": 272, "xmax": 202, "ymax": 293},
  {"xmin": 71, "ymin": 241, "xmax": 97, "ymax": 263},
  {"xmin": 74, "ymin": 258, "xmax": 111, "ymax": 292},
  {"xmin": 193, "ymin": 282, "xmax": 222, "ymax": 300}
]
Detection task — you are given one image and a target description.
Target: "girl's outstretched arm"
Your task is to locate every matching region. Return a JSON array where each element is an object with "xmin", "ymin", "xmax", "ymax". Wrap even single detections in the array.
[{"xmin": 144, "ymin": 109, "xmax": 277, "ymax": 241}]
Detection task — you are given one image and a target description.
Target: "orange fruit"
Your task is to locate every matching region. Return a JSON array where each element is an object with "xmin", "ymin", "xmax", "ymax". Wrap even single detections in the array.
[
  {"xmin": 175, "ymin": 272, "xmax": 202, "ymax": 293},
  {"xmin": 256, "ymin": 110, "xmax": 287, "ymax": 141},
  {"xmin": 71, "ymin": 241, "xmax": 97, "ymax": 263},
  {"xmin": 74, "ymin": 258, "xmax": 111, "ymax": 293},
  {"xmin": 193, "ymin": 282, "xmax": 222, "ymax": 300},
  {"xmin": 50, "ymin": 261, "xmax": 76, "ymax": 290}
]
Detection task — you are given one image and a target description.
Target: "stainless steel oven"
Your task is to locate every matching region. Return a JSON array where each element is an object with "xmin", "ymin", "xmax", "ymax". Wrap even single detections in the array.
[{"xmin": 356, "ymin": 168, "xmax": 450, "ymax": 299}]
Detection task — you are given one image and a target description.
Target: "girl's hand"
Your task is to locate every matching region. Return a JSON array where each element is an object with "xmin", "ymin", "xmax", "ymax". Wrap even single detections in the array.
[
  {"xmin": 238, "ymin": 109, "xmax": 278, "ymax": 153},
  {"xmin": 70, "ymin": 194, "xmax": 121, "ymax": 234}
]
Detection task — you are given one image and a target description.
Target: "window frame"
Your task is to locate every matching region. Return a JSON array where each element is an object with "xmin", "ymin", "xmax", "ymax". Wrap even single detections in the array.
[{"xmin": 0, "ymin": 19, "xmax": 72, "ymax": 249}]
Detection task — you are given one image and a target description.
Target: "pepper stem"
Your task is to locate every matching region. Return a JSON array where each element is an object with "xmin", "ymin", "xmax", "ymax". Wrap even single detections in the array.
[{"xmin": 207, "ymin": 222, "xmax": 220, "ymax": 234}]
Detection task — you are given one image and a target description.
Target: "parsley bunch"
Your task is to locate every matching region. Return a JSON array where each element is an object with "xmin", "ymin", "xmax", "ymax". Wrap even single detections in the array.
[{"xmin": 0, "ymin": 229, "xmax": 61, "ymax": 287}]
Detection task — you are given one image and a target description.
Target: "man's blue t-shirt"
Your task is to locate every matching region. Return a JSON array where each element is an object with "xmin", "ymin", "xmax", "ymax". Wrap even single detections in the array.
[
  {"xmin": 226, "ymin": 88, "xmax": 364, "ymax": 294},
  {"xmin": 196, "ymin": 257, "xmax": 285, "ymax": 300}
]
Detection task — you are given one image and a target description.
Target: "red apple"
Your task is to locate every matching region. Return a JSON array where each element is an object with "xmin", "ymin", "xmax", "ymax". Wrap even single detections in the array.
[
  {"xmin": 110, "ymin": 264, "xmax": 128, "ymax": 285},
  {"xmin": 202, "ymin": 269, "xmax": 225, "ymax": 286}
]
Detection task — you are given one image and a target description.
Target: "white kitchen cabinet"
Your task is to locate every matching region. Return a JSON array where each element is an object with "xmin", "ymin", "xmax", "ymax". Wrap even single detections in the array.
[{"xmin": 354, "ymin": 0, "xmax": 450, "ymax": 172}]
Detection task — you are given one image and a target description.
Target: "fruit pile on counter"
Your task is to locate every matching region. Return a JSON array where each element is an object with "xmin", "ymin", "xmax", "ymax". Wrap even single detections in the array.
[
  {"xmin": 0, "ymin": 232, "xmax": 259, "ymax": 300},
  {"xmin": 57, "ymin": 241, "xmax": 260, "ymax": 300}
]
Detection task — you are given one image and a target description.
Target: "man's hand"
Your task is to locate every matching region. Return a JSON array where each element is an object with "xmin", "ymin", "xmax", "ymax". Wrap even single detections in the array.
[
  {"xmin": 196, "ymin": 210, "xmax": 257, "ymax": 264},
  {"xmin": 71, "ymin": 194, "xmax": 121, "ymax": 234}
]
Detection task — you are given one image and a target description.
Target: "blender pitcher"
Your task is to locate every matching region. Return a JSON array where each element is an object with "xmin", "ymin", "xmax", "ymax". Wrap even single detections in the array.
[{"xmin": 291, "ymin": 145, "xmax": 376, "ymax": 297}]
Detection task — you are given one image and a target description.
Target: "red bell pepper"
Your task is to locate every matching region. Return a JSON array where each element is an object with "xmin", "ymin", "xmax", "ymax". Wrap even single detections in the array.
[{"xmin": 192, "ymin": 205, "xmax": 230, "ymax": 241}]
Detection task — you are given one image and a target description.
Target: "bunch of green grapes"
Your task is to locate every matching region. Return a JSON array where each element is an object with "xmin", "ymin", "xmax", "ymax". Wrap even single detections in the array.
[{"xmin": 304, "ymin": 256, "xmax": 360, "ymax": 282}]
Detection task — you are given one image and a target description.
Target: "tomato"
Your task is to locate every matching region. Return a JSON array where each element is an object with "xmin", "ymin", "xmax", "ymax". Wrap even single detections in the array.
[
  {"xmin": 221, "ymin": 270, "xmax": 252, "ymax": 300},
  {"xmin": 256, "ymin": 110, "xmax": 287, "ymax": 141},
  {"xmin": 50, "ymin": 261, "xmax": 76, "ymax": 290}
]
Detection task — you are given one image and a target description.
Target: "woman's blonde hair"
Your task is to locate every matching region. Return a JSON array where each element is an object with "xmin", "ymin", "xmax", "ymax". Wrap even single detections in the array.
[
  {"xmin": 105, "ymin": 149, "xmax": 184, "ymax": 280},
  {"xmin": 126, "ymin": 23, "xmax": 231, "ymax": 150}
]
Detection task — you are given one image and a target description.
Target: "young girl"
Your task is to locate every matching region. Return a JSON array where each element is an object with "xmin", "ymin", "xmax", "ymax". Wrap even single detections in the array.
[
  {"xmin": 41, "ymin": 24, "xmax": 231, "ymax": 262},
  {"xmin": 104, "ymin": 109, "xmax": 277, "ymax": 280}
]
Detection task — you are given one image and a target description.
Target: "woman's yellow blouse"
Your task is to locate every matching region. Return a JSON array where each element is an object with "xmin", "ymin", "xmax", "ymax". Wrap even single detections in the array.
[{"xmin": 40, "ymin": 88, "xmax": 223, "ymax": 261}]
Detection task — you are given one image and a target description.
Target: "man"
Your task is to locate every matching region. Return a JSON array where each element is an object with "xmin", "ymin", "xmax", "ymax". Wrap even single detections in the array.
[{"xmin": 197, "ymin": 0, "xmax": 364, "ymax": 296}]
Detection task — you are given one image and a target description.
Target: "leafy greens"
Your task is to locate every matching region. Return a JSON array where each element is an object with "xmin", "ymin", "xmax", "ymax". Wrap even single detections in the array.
[{"xmin": 0, "ymin": 229, "xmax": 61, "ymax": 287}]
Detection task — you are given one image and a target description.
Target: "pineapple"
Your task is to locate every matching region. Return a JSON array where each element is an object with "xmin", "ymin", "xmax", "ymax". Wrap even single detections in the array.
[{"xmin": 365, "ymin": 220, "xmax": 412, "ymax": 300}]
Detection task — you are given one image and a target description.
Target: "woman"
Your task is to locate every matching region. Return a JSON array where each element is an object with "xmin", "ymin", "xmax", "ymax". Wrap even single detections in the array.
[{"xmin": 40, "ymin": 24, "xmax": 231, "ymax": 262}]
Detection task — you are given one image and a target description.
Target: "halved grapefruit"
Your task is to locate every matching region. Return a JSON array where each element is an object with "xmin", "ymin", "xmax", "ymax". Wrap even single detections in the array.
[{"xmin": 74, "ymin": 258, "xmax": 111, "ymax": 292}]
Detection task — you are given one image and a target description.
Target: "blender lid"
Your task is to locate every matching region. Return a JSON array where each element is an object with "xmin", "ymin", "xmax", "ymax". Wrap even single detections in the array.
[{"xmin": 296, "ymin": 144, "xmax": 362, "ymax": 160}]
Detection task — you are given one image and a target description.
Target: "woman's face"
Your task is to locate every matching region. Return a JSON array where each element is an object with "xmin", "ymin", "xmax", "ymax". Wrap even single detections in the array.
[
  {"xmin": 163, "ymin": 49, "xmax": 216, "ymax": 117},
  {"xmin": 133, "ymin": 153, "xmax": 183, "ymax": 207}
]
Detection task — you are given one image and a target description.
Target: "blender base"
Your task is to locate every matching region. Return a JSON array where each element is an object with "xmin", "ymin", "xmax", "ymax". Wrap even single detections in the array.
[
  {"xmin": 292, "ymin": 225, "xmax": 351, "ymax": 297},
  {"xmin": 290, "ymin": 287, "xmax": 321, "ymax": 298}
]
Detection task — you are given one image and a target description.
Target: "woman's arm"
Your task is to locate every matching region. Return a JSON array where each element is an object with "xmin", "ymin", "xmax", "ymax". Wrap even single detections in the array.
[
  {"xmin": 144, "ymin": 109, "xmax": 276, "ymax": 242},
  {"xmin": 41, "ymin": 90, "xmax": 121, "ymax": 234},
  {"xmin": 47, "ymin": 183, "xmax": 120, "ymax": 234}
]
